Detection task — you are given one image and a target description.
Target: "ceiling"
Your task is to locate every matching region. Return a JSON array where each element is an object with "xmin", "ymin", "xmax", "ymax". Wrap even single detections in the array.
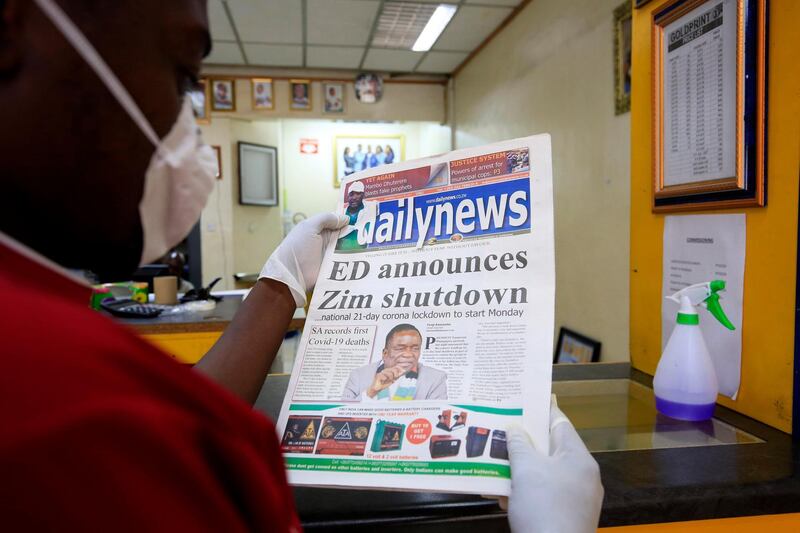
[{"xmin": 204, "ymin": 0, "xmax": 522, "ymax": 74}]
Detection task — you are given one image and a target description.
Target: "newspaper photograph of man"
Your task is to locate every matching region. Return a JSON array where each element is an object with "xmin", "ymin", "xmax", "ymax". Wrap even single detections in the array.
[
  {"xmin": 342, "ymin": 324, "xmax": 447, "ymax": 401},
  {"xmin": 336, "ymin": 181, "xmax": 376, "ymax": 252}
]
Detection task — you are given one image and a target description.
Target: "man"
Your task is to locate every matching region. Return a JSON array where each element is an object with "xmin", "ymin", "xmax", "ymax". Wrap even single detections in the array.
[
  {"xmin": 353, "ymin": 143, "xmax": 366, "ymax": 171},
  {"xmin": 214, "ymin": 81, "xmax": 232, "ymax": 107},
  {"xmin": 0, "ymin": 0, "xmax": 602, "ymax": 531},
  {"xmin": 342, "ymin": 324, "xmax": 447, "ymax": 401},
  {"xmin": 336, "ymin": 181, "xmax": 376, "ymax": 251}
]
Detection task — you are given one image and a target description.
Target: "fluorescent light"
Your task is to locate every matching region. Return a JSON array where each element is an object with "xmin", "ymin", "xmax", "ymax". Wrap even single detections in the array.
[{"xmin": 412, "ymin": 4, "xmax": 457, "ymax": 52}]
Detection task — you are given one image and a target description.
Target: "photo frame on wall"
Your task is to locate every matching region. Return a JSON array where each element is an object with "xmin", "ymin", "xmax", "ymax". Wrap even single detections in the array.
[
  {"xmin": 554, "ymin": 328, "xmax": 602, "ymax": 364},
  {"xmin": 290, "ymin": 79, "xmax": 312, "ymax": 111},
  {"xmin": 613, "ymin": 1, "xmax": 632, "ymax": 115},
  {"xmin": 238, "ymin": 142, "xmax": 278, "ymax": 206},
  {"xmin": 211, "ymin": 78, "xmax": 236, "ymax": 112},
  {"xmin": 323, "ymin": 82, "xmax": 345, "ymax": 113},
  {"xmin": 651, "ymin": 0, "xmax": 767, "ymax": 212},
  {"xmin": 251, "ymin": 78, "xmax": 274, "ymax": 110},
  {"xmin": 189, "ymin": 78, "xmax": 210, "ymax": 124},
  {"xmin": 333, "ymin": 135, "xmax": 405, "ymax": 188}
]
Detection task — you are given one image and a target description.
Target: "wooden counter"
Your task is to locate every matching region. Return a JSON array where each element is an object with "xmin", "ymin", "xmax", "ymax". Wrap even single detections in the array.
[{"xmin": 110, "ymin": 295, "xmax": 305, "ymax": 363}]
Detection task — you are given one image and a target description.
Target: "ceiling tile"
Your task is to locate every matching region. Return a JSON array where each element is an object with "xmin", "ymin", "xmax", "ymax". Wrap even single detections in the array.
[
  {"xmin": 415, "ymin": 51, "xmax": 468, "ymax": 73},
  {"xmin": 243, "ymin": 43, "xmax": 304, "ymax": 66},
  {"xmin": 306, "ymin": 46, "xmax": 365, "ymax": 69},
  {"xmin": 307, "ymin": 0, "xmax": 380, "ymax": 46},
  {"xmin": 226, "ymin": 0, "xmax": 303, "ymax": 44},
  {"xmin": 208, "ymin": 0, "xmax": 236, "ymax": 41},
  {"xmin": 433, "ymin": 5, "xmax": 513, "ymax": 52},
  {"xmin": 362, "ymin": 48, "xmax": 424, "ymax": 72},
  {"xmin": 465, "ymin": 0, "xmax": 521, "ymax": 6},
  {"xmin": 204, "ymin": 41, "xmax": 245, "ymax": 65}
]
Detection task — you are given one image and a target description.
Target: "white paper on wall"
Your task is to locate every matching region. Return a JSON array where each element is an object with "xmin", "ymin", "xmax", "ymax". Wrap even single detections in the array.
[{"xmin": 662, "ymin": 214, "xmax": 745, "ymax": 399}]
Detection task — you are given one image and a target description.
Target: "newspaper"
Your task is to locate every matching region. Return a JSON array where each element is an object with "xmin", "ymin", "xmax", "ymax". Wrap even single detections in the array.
[{"xmin": 275, "ymin": 135, "xmax": 555, "ymax": 496}]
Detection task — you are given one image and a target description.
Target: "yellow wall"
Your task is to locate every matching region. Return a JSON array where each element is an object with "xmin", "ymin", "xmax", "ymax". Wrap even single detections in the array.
[
  {"xmin": 453, "ymin": 0, "xmax": 632, "ymax": 362},
  {"xmin": 630, "ymin": 0, "xmax": 800, "ymax": 431}
]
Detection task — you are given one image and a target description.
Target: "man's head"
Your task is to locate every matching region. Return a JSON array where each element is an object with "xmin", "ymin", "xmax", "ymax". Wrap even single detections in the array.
[
  {"xmin": 293, "ymin": 83, "xmax": 305, "ymax": 98},
  {"xmin": 381, "ymin": 323, "xmax": 422, "ymax": 372},
  {"xmin": 0, "ymin": 0, "xmax": 210, "ymax": 279},
  {"xmin": 347, "ymin": 182, "xmax": 364, "ymax": 210}
]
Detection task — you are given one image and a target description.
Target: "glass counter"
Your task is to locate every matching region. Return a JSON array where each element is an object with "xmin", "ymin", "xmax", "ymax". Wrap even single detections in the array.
[{"xmin": 553, "ymin": 378, "xmax": 762, "ymax": 452}]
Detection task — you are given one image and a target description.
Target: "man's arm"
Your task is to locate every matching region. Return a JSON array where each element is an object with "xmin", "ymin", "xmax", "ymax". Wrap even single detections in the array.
[
  {"xmin": 197, "ymin": 212, "xmax": 349, "ymax": 405},
  {"xmin": 427, "ymin": 371, "xmax": 448, "ymax": 400},
  {"xmin": 195, "ymin": 279, "xmax": 294, "ymax": 404}
]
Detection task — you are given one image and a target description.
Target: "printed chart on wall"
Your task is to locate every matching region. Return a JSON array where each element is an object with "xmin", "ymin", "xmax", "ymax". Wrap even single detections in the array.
[
  {"xmin": 662, "ymin": 0, "xmax": 737, "ymax": 187},
  {"xmin": 276, "ymin": 136, "xmax": 555, "ymax": 495}
]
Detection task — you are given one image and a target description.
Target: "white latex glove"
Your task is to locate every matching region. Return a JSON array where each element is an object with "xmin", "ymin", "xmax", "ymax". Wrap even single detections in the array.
[
  {"xmin": 259, "ymin": 212, "xmax": 349, "ymax": 307},
  {"xmin": 505, "ymin": 397, "xmax": 603, "ymax": 533}
]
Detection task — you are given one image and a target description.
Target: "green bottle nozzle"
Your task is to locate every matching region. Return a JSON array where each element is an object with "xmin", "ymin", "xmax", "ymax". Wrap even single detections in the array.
[{"xmin": 705, "ymin": 280, "xmax": 735, "ymax": 330}]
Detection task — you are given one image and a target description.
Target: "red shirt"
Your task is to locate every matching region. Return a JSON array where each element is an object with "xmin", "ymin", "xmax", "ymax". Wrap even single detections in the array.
[{"xmin": 0, "ymin": 236, "xmax": 300, "ymax": 532}]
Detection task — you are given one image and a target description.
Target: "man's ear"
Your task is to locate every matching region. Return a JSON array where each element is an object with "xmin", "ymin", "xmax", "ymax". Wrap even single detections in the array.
[{"xmin": 0, "ymin": 0, "xmax": 26, "ymax": 74}]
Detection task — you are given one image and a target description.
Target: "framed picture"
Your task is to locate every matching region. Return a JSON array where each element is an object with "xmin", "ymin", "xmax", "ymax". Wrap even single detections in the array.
[
  {"xmin": 212, "ymin": 145, "xmax": 222, "ymax": 180},
  {"xmin": 211, "ymin": 78, "xmax": 236, "ymax": 112},
  {"xmin": 651, "ymin": 0, "xmax": 767, "ymax": 212},
  {"xmin": 554, "ymin": 328, "xmax": 601, "ymax": 364},
  {"xmin": 323, "ymin": 82, "xmax": 345, "ymax": 113},
  {"xmin": 354, "ymin": 73, "xmax": 383, "ymax": 103},
  {"xmin": 333, "ymin": 135, "xmax": 405, "ymax": 188},
  {"xmin": 613, "ymin": 1, "xmax": 632, "ymax": 115},
  {"xmin": 189, "ymin": 78, "xmax": 210, "ymax": 124},
  {"xmin": 251, "ymin": 78, "xmax": 274, "ymax": 110},
  {"xmin": 289, "ymin": 79, "xmax": 312, "ymax": 111},
  {"xmin": 238, "ymin": 142, "xmax": 278, "ymax": 206}
]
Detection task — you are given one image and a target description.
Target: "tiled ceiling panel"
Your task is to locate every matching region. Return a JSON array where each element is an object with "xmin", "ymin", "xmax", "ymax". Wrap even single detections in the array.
[
  {"xmin": 227, "ymin": 0, "xmax": 303, "ymax": 44},
  {"xmin": 244, "ymin": 43, "xmax": 304, "ymax": 66},
  {"xmin": 415, "ymin": 51, "xmax": 469, "ymax": 73},
  {"xmin": 307, "ymin": 0, "xmax": 380, "ymax": 46},
  {"xmin": 206, "ymin": 41, "xmax": 246, "ymax": 65},
  {"xmin": 208, "ymin": 0, "xmax": 236, "ymax": 41},
  {"xmin": 306, "ymin": 46, "xmax": 365, "ymax": 69},
  {"xmin": 202, "ymin": 0, "xmax": 519, "ymax": 73},
  {"xmin": 465, "ymin": 0, "xmax": 521, "ymax": 6},
  {"xmin": 371, "ymin": 2, "xmax": 437, "ymax": 49},
  {"xmin": 362, "ymin": 48, "xmax": 424, "ymax": 72},
  {"xmin": 433, "ymin": 5, "xmax": 513, "ymax": 52}
]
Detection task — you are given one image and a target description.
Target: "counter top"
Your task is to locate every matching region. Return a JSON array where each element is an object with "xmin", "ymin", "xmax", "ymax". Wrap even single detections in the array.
[
  {"xmin": 109, "ymin": 295, "xmax": 306, "ymax": 334},
  {"xmin": 253, "ymin": 368, "xmax": 800, "ymax": 531}
]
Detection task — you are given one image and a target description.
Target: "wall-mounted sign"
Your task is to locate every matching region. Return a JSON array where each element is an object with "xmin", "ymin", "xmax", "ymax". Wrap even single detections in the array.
[
  {"xmin": 354, "ymin": 73, "xmax": 383, "ymax": 104},
  {"xmin": 300, "ymin": 138, "xmax": 319, "ymax": 155},
  {"xmin": 651, "ymin": 0, "xmax": 767, "ymax": 212}
]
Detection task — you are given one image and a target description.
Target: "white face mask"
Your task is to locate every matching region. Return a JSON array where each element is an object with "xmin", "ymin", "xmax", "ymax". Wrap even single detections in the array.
[{"xmin": 34, "ymin": 0, "xmax": 216, "ymax": 265}]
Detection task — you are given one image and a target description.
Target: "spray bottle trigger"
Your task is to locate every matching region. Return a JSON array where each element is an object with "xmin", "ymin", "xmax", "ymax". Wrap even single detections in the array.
[{"xmin": 705, "ymin": 292, "xmax": 735, "ymax": 330}]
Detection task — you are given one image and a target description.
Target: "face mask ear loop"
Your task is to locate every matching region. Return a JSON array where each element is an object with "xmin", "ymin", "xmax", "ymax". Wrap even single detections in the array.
[{"xmin": 33, "ymin": 0, "xmax": 163, "ymax": 153}]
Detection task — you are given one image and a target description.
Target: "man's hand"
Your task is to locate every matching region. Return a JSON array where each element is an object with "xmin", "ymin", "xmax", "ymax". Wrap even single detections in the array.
[
  {"xmin": 505, "ymin": 398, "xmax": 603, "ymax": 533},
  {"xmin": 260, "ymin": 212, "xmax": 349, "ymax": 307},
  {"xmin": 366, "ymin": 365, "xmax": 407, "ymax": 398}
]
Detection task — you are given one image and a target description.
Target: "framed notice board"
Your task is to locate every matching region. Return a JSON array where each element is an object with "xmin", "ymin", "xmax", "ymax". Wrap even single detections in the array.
[{"xmin": 651, "ymin": 0, "xmax": 767, "ymax": 212}]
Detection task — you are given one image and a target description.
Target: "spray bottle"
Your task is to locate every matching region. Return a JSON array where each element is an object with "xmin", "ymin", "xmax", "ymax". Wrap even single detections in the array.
[{"xmin": 653, "ymin": 280, "xmax": 735, "ymax": 421}]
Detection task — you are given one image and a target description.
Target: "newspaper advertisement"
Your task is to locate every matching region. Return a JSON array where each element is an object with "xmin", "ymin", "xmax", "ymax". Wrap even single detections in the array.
[{"xmin": 275, "ymin": 135, "xmax": 555, "ymax": 495}]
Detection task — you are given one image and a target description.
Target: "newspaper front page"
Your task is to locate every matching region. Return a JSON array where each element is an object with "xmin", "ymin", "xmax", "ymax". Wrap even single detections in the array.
[{"xmin": 276, "ymin": 135, "xmax": 554, "ymax": 495}]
